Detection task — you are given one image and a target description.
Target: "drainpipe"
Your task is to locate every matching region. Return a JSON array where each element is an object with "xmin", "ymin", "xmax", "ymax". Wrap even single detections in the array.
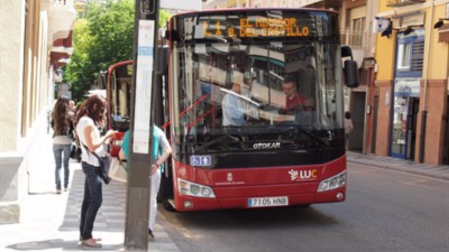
[{"xmin": 419, "ymin": 1, "xmax": 435, "ymax": 163}]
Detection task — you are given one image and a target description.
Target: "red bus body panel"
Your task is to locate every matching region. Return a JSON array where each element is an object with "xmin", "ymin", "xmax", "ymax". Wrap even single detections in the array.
[{"xmin": 172, "ymin": 155, "xmax": 346, "ymax": 211}]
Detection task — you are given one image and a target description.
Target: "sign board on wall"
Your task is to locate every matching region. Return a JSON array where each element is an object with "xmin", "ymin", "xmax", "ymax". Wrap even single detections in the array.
[
  {"xmin": 394, "ymin": 78, "xmax": 421, "ymax": 97},
  {"xmin": 392, "ymin": 13, "xmax": 425, "ymax": 29},
  {"xmin": 161, "ymin": 0, "xmax": 201, "ymax": 11}
]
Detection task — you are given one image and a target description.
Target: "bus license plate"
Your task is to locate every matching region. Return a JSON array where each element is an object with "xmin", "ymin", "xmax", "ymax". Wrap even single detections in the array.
[{"xmin": 248, "ymin": 197, "xmax": 288, "ymax": 208}]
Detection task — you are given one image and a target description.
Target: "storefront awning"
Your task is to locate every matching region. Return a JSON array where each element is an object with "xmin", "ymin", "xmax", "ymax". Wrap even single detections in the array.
[{"xmin": 438, "ymin": 24, "xmax": 449, "ymax": 43}]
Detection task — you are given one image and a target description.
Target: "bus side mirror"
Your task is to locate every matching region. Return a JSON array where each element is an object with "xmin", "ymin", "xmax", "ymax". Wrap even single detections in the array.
[
  {"xmin": 341, "ymin": 46, "xmax": 360, "ymax": 88},
  {"xmin": 156, "ymin": 47, "xmax": 169, "ymax": 75}
]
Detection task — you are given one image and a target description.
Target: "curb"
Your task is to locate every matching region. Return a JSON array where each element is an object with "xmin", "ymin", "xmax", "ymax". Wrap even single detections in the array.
[{"xmin": 348, "ymin": 159, "xmax": 449, "ymax": 181}]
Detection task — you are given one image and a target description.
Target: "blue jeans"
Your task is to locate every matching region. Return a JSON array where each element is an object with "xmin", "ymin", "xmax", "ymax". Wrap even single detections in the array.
[
  {"xmin": 80, "ymin": 162, "xmax": 103, "ymax": 240},
  {"xmin": 53, "ymin": 144, "xmax": 71, "ymax": 189}
]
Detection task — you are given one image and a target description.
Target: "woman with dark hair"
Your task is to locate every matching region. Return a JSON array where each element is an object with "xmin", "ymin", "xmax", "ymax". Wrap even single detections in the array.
[
  {"xmin": 75, "ymin": 94, "xmax": 116, "ymax": 248},
  {"xmin": 52, "ymin": 96, "xmax": 74, "ymax": 194}
]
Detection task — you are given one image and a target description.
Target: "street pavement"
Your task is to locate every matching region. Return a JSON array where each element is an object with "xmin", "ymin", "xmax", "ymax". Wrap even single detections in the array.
[
  {"xmin": 0, "ymin": 133, "xmax": 181, "ymax": 252},
  {"xmin": 1, "ymin": 133, "xmax": 448, "ymax": 251},
  {"xmin": 347, "ymin": 151, "xmax": 449, "ymax": 180}
]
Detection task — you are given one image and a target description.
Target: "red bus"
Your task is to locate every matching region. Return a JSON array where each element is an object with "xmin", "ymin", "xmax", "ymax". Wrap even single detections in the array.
[{"xmin": 106, "ymin": 8, "xmax": 359, "ymax": 212}]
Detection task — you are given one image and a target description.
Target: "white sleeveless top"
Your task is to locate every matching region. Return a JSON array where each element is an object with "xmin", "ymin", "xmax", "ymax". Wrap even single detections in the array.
[{"xmin": 76, "ymin": 116, "xmax": 104, "ymax": 167}]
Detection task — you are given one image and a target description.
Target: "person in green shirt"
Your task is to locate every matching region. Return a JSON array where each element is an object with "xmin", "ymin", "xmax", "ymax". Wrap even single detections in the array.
[{"xmin": 119, "ymin": 126, "xmax": 172, "ymax": 240}]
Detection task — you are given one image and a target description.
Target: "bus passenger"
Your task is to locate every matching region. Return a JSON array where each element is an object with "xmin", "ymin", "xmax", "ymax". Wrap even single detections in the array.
[
  {"xmin": 119, "ymin": 126, "xmax": 172, "ymax": 240},
  {"xmin": 279, "ymin": 77, "xmax": 314, "ymax": 115},
  {"xmin": 221, "ymin": 82, "xmax": 246, "ymax": 127}
]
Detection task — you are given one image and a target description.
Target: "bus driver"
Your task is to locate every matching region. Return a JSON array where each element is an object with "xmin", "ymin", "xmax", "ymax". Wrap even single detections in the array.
[{"xmin": 279, "ymin": 77, "xmax": 314, "ymax": 115}]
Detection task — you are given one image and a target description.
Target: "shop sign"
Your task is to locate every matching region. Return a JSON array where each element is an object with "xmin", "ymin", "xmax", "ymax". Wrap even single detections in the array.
[{"xmin": 394, "ymin": 78, "xmax": 420, "ymax": 97}]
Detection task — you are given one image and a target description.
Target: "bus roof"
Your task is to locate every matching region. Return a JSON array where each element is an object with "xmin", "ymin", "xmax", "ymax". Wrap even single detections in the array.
[
  {"xmin": 108, "ymin": 60, "xmax": 133, "ymax": 72},
  {"xmin": 171, "ymin": 7, "xmax": 339, "ymax": 19}
]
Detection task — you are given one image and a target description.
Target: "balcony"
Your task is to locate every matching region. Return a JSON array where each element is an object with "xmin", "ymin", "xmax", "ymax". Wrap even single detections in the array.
[
  {"xmin": 386, "ymin": 0, "xmax": 425, "ymax": 8},
  {"xmin": 297, "ymin": 0, "xmax": 343, "ymax": 9},
  {"xmin": 341, "ymin": 28, "xmax": 365, "ymax": 48},
  {"xmin": 340, "ymin": 28, "xmax": 366, "ymax": 67},
  {"xmin": 51, "ymin": 31, "xmax": 73, "ymax": 55},
  {"xmin": 48, "ymin": 0, "xmax": 77, "ymax": 41}
]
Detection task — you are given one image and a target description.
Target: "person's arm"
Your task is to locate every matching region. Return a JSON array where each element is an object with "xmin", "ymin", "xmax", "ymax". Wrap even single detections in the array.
[
  {"xmin": 119, "ymin": 131, "xmax": 130, "ymax": 160},
  {"xmin": 83, "ymin": 124, "xmax": 116, "ymax": 152},
  {"xmin": 151, "ymin": 131, "xmax": 172, "ymax": 175}
]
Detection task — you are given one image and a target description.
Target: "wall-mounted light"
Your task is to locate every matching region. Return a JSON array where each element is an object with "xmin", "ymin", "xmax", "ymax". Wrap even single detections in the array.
[
  {"xmin": 403, "ymin": 26, "xmax": 414, "ymax": 36},
  {"xmin": 381, "ymin": 22, "xmax": 393, "ymax": 38},
  {"xmin": 402, "ymin": 25, "xmax": 424, "ymax": 36},
  {"xmin": 434, "ymin": 18, "xmax": 449, "ymax": 29}
]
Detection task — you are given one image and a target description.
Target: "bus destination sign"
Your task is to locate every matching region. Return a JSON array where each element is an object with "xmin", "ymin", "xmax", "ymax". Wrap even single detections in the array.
[{"xmin": 202, "ymin": 18, "xmax": 310, "ymax": 38}]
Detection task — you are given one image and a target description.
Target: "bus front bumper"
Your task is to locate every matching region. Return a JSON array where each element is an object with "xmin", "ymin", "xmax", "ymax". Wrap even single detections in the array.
[{"xmin": 173, "ymin": 185, "xmax": 346, "ymax": 212}]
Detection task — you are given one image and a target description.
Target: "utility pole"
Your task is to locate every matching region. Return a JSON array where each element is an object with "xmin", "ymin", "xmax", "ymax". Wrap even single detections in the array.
[{"xmin": 125, "ymin": 0, "xmax": 160, "ymax": 250}]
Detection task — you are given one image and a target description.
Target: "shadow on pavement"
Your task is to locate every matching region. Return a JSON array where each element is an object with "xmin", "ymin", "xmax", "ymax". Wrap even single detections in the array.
[
  {"xmin": 6, "ymin": 239, "xmax": 79, "ymax": 251},
  {"xmin": 161, "ymin": 204, "xmax": 340, "ymax": 231},
  {"xmin": 58, "ymin": 168, "xmax": 128, "ymax": 233}
]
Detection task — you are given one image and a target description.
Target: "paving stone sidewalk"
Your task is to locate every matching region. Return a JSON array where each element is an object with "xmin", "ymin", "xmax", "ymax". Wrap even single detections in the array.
[
  {"xmin": 0, "ymin": 134, "xmax": 181, "ymax": 252},
  {"xmin": 347, "ymin": 151, "xmax": 449, "ymax": 180}
]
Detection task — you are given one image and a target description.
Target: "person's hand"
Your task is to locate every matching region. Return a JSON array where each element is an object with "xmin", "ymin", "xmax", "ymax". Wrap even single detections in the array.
[
  {"xmin": 150, "ymin": 163, "xmax": 159, "ymax": 175},
  {"xmin": 105, "ymin": 130, "xmax": 118, "ymax": 139}
]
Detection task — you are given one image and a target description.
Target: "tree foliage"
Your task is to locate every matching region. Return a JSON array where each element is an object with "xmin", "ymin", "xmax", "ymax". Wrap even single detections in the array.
[{"xmin": 65, "ymin": 0, "xmax": 171, "ymax": 102}]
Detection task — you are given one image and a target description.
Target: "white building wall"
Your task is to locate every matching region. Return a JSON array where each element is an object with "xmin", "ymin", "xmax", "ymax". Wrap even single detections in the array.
[
  {"xmin": 0, "ymin": 0, "xmax": 26, "ymax": 152},
  {"xmin": 0, "ymin": 0, "xmax": 54, "ymax": 224}
]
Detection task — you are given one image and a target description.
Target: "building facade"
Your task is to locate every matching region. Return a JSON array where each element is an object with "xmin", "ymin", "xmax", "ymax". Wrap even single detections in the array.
[
  {"xmin": 0, "ymin": 0, "xmax": 76, "ymax": 223},
  {"xmin": 374, "ymin": 0, "xmax": 449, "ymax": 165}
]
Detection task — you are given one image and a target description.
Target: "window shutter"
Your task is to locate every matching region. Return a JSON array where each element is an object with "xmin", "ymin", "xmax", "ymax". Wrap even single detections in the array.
[{"xmin": 410, "ymin": 40, "xmax": 424, "ymax": 72}]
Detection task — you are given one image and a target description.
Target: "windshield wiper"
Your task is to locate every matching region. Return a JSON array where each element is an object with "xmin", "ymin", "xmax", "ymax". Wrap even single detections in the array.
[{"xmin": 292, "ymin": 126, "xmax": 330, "ymax": 147}]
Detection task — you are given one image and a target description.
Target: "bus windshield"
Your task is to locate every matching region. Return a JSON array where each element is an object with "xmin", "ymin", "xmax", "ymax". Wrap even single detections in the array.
[{"xmin": 170, "ymin": 10, "xmax": 344, "ymax": 154}]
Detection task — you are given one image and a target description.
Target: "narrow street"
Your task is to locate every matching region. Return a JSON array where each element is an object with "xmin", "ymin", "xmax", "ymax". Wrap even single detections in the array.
[{"xmin": 159, "ymin": 163, "xmax": 449, "ymax": 252}]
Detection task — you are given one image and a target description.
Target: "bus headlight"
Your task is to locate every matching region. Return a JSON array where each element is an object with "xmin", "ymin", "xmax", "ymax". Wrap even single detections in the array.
[
  {"xmin": 318, "ymin": 170, "xmax": 346, "ymax": 192},
  {"xmin": 177, "ymin": 178, "xmax": 216, "ymax": 198}
]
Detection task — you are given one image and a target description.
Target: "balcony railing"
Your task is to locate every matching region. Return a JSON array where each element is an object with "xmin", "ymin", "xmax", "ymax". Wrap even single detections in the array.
[
  {"xmin": 340, "ymin": 28, "xmax": 365, "ymax": 48},
  {"xmin": 386, "ymin": 0, "xmax": 425, "ymax": 7}
]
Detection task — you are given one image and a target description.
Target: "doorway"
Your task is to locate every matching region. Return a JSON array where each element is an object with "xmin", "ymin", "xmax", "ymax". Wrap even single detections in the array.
[
  {"xmin": 406, "ymin": 97, "xmax": 419, "ymax": 160},
  {"xmin": 349, "ymin": 92, "xmax": 366, "ymax": 152},
  {"xmin": 390, "ymin": 96, "xmax": 419, "ymax": 160},
  {"xmin": 371, "ymin": 95, "xmax": 379, "ymax": 154},
  {"xmin": 443, "ymin": 96, "xmax": 449, "ymax": 165}
]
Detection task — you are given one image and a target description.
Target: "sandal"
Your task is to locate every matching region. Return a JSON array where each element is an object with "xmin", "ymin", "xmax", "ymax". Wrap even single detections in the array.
[
  {"xmin": 81, "ymin": 239, "xmax": 102, "ymax": 248},
  {"xmin": 79, "ymin": 236, "xmax": 102, "ymax": 242}
]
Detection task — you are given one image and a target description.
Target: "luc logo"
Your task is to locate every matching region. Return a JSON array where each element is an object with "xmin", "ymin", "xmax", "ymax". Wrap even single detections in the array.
[
  {"xmin": 289, "ymin": 169, "xmax": 318, "ymax": 181},
  {"xmin": 300, "ymin": 170, "xmax": 317, "ymax": 179}
]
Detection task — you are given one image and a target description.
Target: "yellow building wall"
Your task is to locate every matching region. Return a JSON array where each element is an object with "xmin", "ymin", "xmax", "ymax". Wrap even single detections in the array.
[
  {"xmin": 376, "ymin": 1, "xmax": 449, "ymax": 80},
  {"xmin": 375, "ymin": 34, "xmax": 396, "ymax": 80},
  {"xmin": 428, "ymin": 5, "xmax": 449, "ymax": 79},
  {"xmin": 375, "ymin": 0, "xmax": 449, "ymax": 164}
]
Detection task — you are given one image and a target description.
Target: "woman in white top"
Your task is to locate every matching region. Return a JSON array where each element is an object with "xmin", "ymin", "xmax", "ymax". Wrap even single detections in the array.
[
  {"xmin": 75, "ymin": 94, "xmax": 116, "ymax": 248},
  {"xmin": 52, "ymin": 96, "xmax": 74, "ymax": 194}
]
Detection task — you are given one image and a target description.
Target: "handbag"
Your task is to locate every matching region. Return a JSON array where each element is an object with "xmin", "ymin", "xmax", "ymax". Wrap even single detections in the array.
[
  {"xmin": 82, "ymin": 143, "xmax": 112, "ymax": 185},
  {"xmin": 109, "ymin": 157, "xmax": 128, "ymax": 183},
  {"xmin": 70, "ymin": 144, "xmax": 82, "ymax": 160}
]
